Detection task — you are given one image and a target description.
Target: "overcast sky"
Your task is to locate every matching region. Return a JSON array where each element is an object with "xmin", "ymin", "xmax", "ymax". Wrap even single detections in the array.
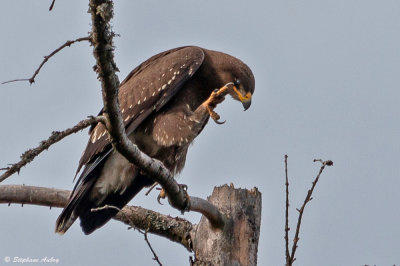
[{"xmin": 1, "ymin": 0, "xmax": 400, "ymax": 265}]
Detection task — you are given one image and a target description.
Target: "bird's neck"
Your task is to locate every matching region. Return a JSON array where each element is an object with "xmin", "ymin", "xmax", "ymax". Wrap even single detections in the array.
[{"xmin": 196, "ymin": 49, "xmax": 236, "ymax": 88}]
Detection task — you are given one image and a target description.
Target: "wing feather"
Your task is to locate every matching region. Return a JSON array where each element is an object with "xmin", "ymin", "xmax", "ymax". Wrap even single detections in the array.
[{"xmin": 75, "ymin": 46, "xmax": 205, "ymax": 175}]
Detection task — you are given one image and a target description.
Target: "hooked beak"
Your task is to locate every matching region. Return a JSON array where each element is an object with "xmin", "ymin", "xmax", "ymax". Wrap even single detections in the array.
[
  {"xmin": 241, "ymin": 94, "xmax": 252, "ymax": 110},
  {"xmin": 231, "ymin": 85, "xmax": 252, "ymax": 110},
  {"xmin": 226, "ymin": 83, "xmax": 252, "ymax": 111}
]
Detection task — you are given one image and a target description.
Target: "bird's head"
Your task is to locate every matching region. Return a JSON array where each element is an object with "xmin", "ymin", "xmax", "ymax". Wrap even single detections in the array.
[
  {"xmin": 228, "ymin": 77, "xmax": 254, "ymax": 110},
  {"xmin": 218, "ymin": 59, "xmax": 255, "ymax": 111}
]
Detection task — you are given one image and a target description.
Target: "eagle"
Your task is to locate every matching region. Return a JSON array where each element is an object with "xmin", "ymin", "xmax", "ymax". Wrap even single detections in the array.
[{"xmin": 55, "ymin": 46, "xmax": 255, "ymax": 235}]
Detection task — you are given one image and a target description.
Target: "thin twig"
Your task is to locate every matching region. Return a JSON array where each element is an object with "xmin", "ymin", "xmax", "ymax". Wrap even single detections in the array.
[
  {"xmin": 49, "ymin": 0, "xmax": 56, "ymax": 11},
  {"xmin": 91, "ymin": 205, "xmax": 163, "ymax": 266},
  {"xmin": 2, "ymin": 36, "xmax": 91, "ymax": 85},
  {"xmin": 91, "ymin": 205, "xmax": 140, "ymax": 230},
  {"xmin": 289, "ymin": 159, "xmax": 333, "ymax": 264},
  {"xmin": 0, "ymin": 115, "xmax": 106, "ymax": 182},
  {"xmin": 144, "ymin": 230, "xmax": 163, "ymax": 266},
  {"xmin": 145, "ymin": 183, "xmax": 159, "ymax": 196},
  {"xmin": 284, "ymin": 155, "xmax": 291, "ymax": 266}
]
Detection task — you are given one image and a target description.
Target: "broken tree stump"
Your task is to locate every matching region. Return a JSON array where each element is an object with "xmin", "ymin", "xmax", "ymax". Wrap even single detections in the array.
[{"xmin": 192, "ymin": 184, "xmax": 262, "ymax": 266}]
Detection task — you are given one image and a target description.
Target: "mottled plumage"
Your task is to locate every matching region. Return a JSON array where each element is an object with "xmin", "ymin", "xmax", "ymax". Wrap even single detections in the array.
[{"xmin": 55, "ymin": 46, "xmax": 255, "ymax": 234}]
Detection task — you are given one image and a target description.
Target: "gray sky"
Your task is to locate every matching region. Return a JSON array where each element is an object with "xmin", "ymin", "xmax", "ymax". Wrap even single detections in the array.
[{"xmin": 1, "ymin": 0, "xmax": 399, "ymax": 265}]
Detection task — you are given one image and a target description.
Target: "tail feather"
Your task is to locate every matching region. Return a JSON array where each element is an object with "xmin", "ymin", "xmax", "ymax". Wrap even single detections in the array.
[
  {"xmin": 56, "ymin": 152, "xmax": 107, "ymax": 235},
  {"xmin": 55, "ymin": 212, "xmax": 78, "ymax": 235},
  {"xmin": 55, "ymin": 167, "xmax": 154, "ymax": 235},
  {"xmin": 55, "ymin": 172, "xmax": 98, "ymax": 234},
  {"xmin": 79, "ymin": 174, "xmax": 154, "ymax": 235}
]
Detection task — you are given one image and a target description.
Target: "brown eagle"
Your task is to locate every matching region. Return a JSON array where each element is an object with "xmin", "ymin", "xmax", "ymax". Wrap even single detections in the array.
[{"xmin": 55, "ymin": 46, "xmax": 255, "ymax": 234}]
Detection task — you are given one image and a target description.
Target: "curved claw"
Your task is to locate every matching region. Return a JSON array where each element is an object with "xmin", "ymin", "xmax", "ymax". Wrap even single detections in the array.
[
  {"xmin": 157, "ymin": 188, "xmax": 166, "ymax": 205},
  {"xmin": 211, "ymin": 112, "xmax": 226, "ymax": 125},
  {"xmin": 203, "ymin": 84, "xmax": 231, "ymax": 125},
  {"xmin": 157, "ymin": 194, "xmax": 164, "ymax": 205}
]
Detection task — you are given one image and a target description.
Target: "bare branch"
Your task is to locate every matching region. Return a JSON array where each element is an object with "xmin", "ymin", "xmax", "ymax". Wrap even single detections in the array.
[
  {"xmin": 49, "ymin": 0, "xmax": 56, "ymax": 11},
  {"xmin": 0, "ymin": 116, "xmax": 106, "ymax": 182},
  {"xmin": 0, "ymin": 185, "xmax": 70, "ymax": 208},
  {"xmin": 144, "ymin": 230, "xmax": 163, "ymax": 266},
  {"xmin": 0, "ymin": 184, "xmax": 194, "ymax": 250},
  {"xmin": 284, "ymin": 155, "xmax": 291, "ymax": 266},
  {"xmin": 190, "ymin": 197, "xmax": 225, "ymax": 228},
  {"xmin": 2, "ymin": 37, "xmax": 91, "ymax": 85},
  {"xmin": 145, "ymin": 183, "xmax": 159, "ymax": 196},
  {"xmin": 289, "ymin": 159, "xmax": 333, "ymax": 264},
  {"xmin": 117, "ymin": 205, "xmax": 194, "ymax": 251},
  {"xmin": 88, "ymin": 0, "xmax": 224, "ymax": 228}
]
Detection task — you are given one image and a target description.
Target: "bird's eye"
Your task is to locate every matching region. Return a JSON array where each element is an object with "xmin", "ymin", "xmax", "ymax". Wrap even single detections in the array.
[{"xmin": 234, "ymin": 79, "xmax": 240, "ymax": 86}]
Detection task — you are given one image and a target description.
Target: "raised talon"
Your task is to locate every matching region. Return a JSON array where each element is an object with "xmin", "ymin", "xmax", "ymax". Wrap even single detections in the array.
[
  {"xmin": 209, "ymin": 109, "xmax": 225, "ymax": 124},
  {"xmin": 204, "ymin": 85, "xmax": 230, "ymax": 124}
]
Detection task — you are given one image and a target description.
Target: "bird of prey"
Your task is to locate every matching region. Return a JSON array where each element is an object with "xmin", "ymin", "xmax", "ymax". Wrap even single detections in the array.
[{"xmin": 55, "ymin": 46, "xmax": 255, "ymax": 235}]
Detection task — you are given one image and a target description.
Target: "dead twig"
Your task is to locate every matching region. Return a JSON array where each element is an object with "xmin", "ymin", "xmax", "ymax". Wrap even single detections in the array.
[
  {"xmin": 284, "ymin": 155, "xmax": 290, "ymax": 266},
  {"xmin": 145, "ymin": 183, "xmax": 159, "ymax": 196},
  {"xmin": 2, "ymin": 36, "xmax": 91, "ymax": 85},
  {"xmin": 144, "ymin": 230, "xmax": 163, "ymax": 266},
  {"xmin": 0, "ymin": 116, "xmax": 106, "ymax": 182},
  {"xmin": 92, "ymin": 205, "xmax": 163, "ymax": 266},
  {"xmin": 286, "ymin": 158, "xmax": 333, "ymax": 265},
  {"xmin": 49, "ymin": 0, "xmax": 56, "ymax": 11}
]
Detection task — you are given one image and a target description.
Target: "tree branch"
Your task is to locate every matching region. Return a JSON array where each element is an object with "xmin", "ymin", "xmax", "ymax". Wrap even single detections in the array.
[
  {"xmin": 0, "ymin": 116, "xmax": 106, "ymax": 182},
  {"xmin": 190, "ymin": 197, "xmax": 225, "ymax": 228},
  {"xmin": 0, "ymin": 184, "xmax": 194, "ymax": 251},
  {"xmin": 115, "ymin": 205, "xmax": 194, "ymax": 251},
  {"xmin": 284, "ymin": 155, "xmax": 291, "ymax": 266},
  {"xmin": 288, "ymin": 159, "xmax": 333, "ymax": 264},
  {"xmin": 0, "ymin": 185, "xmax": 69, "ymax": 208},
  {"xmin": 88, "ymin": 0, "xmax": 224, "ymax": 228},
  {"xmin": 49, "ymin": 0, "xmax": 56, "ymax": 11},
  {"xmin": 143, "ymin": 230, "xmax": 163, "ymax": 266},
  {"xmin": 2, "ymin": 36, "xmax": 91, "ymax": 85}
]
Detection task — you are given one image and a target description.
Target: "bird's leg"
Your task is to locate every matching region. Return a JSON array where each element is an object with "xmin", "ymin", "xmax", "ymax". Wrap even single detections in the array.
[
  {"xmin": 154, "ymin": 82, "xmax": 232, "ymax": 147},
  {"xmin": 202, "ymin": 85, "xmax": 230, "ymax": 124},
  {"xmin": 156, "ymin": 184, "xmax": 189, "ymax": 206}
]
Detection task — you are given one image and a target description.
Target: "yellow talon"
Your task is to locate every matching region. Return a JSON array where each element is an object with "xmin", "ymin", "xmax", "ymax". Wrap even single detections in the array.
[{"xmin": 203, "ymin": 84, "xmax": 231, "ymax": 124}]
